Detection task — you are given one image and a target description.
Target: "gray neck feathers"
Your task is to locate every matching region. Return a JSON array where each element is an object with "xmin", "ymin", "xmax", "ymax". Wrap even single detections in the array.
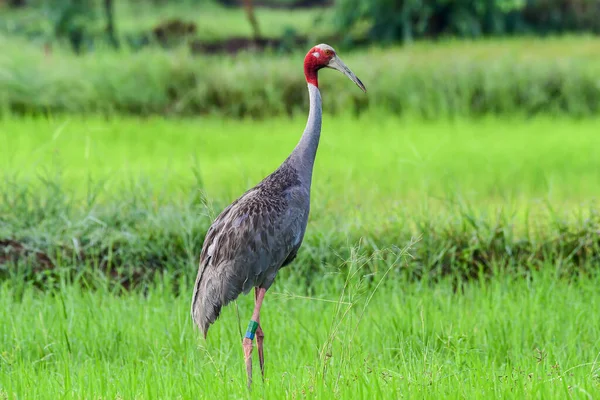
[{"xmin": 288, "ymin": 83, "xmax": 322, "ymax": 185}]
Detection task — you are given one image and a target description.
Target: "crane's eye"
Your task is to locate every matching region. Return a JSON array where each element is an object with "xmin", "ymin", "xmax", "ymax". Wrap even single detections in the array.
[{"xmin": 324, "ymin": 49, "xmax": 333, "ymax": 56}]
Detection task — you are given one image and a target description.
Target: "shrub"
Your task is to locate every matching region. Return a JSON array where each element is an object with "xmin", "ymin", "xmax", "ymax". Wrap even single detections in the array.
[{"xmin": 334, "ymin": 0, "xmax": 600, "ymax": 44}]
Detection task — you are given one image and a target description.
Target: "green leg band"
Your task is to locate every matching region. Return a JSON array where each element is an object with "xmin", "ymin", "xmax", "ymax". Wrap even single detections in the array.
[{"xmin": 245, "ymin": 320, "xmax": 259, "ymax": 340}]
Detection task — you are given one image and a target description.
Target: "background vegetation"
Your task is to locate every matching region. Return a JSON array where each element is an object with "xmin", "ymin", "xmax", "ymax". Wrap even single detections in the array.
[
  {"xmin": 2, "ymin": 36, "xmax": 600, "ymax": 118},
  {"xmin": 1, "ymin": 0, "xmax": 599, "ymax": 398},
  {"xmin": 335, "ymin": 0, "xmax": 600, "ymax": 43}
]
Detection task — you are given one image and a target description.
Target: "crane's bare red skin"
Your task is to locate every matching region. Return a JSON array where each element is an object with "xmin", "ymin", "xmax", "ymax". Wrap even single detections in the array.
[{"xmin": 304, "ymin": 46, "xmax": 335, "ymax": 88}]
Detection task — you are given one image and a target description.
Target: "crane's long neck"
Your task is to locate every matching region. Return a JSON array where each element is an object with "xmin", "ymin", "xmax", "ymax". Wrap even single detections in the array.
[{"xmin": 289, "ymin": 83, "xmax": 322, "ymax": 185}]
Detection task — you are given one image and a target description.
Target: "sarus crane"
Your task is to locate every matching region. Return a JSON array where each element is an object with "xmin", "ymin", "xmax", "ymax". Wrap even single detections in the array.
[{"xmin": 191, "ymin": 43, "xmax": 366, "ymax": 387}]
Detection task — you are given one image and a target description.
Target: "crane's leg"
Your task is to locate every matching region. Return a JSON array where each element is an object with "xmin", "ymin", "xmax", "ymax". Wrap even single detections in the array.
[
  {"xmin": 255, "ymin": 289, "xmax": 265, "ymax": 380},
  {"xmin": 242, "ymin": 287, "xmax": 267, "ymax": 389}
]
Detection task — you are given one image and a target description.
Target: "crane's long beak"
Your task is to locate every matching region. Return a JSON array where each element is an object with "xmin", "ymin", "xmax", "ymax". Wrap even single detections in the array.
[{"xmin": 327, "ymin": 56, "xmax": 367, "ymax": 93}]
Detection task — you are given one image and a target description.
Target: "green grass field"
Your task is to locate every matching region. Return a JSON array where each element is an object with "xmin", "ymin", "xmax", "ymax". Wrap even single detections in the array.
[
  {"xmin": 2, "ymin": 116, "xmax": 600, "ymax": 397},
  {"xmin": 3, "ymin": 114, "xmax": 600, "ymax": 209},
  {"xmin": 2, "ymin": 31, "xmax": 600, "ymax": 397},
  {"xmin": 2, "ymin": 268, "xmax": 600, "ymax": 398}
]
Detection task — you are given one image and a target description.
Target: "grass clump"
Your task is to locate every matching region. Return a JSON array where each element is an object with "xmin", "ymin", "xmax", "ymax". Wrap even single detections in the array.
[
  {"xmin": 1, "ymin": 36, "xmax": 600, "ymax": 118},
  {"xmin": 1, "ymin": 173, "xmax": 599, "ymax": 291}
]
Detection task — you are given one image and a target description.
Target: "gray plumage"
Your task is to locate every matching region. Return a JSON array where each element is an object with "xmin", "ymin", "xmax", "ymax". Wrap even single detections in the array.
[{"xmin": 191, "ymin": 84, "xmax": 323, "ymax": 337}]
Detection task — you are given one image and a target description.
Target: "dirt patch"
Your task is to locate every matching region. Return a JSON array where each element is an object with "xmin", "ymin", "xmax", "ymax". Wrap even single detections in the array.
[
  {"xmin": 189, "ymin": 35, "xmax": 308, "ymax": 54},
  {"xmin": 189, "ymin": 35, "xmax": 369, "ymax": 55},
  {"xmin": 152, "ymin": 19, "xmax": 197, "ymax": 46},
  {"xmin": 217, "ymin": 0, "xmax": 332, "ymax": 9},
  {"xmin": 0, "ymin": 238, "xmax": 149, "ymax": 290},
  {"xmin": 0, "ymin": 239, "xmax": 54, "ymax": 272}
]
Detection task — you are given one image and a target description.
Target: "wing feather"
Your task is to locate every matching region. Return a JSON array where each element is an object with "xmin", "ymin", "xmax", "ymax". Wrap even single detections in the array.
[{"xmin": 191, "ymin": 181, "xmax": 307, "ymax": 336}]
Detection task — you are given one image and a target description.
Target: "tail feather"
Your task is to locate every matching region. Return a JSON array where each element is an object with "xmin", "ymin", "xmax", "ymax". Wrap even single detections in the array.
[
  {"xmin": 191, "ymin": 264, "xmax": 251, "ymax": 337},
  {"xmin": 191, "ymin": 277, "xmax": 222, "ymax": 337}
]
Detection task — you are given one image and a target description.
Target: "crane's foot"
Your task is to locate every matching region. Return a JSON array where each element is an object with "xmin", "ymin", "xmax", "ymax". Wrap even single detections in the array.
[
  {"xmin": 256, "ymin": 325, "xmax": 265, "ymax": 380},
  {"xmin": 244, "ymin": 288, "xmax": 267, "ymax": 389},
  {"xmin": 243, "ymin": 319, "xmax": 260, "ymax": 389},
  {"xmin": 242, "ymin": 337, "xmax": 253, "ymax": 389}
]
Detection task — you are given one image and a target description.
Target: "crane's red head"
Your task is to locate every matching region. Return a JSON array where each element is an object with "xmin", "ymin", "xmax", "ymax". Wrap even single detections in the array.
[{"xmin": 304, "ymin": 43, "xmax": 366, "ymax": 92}]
